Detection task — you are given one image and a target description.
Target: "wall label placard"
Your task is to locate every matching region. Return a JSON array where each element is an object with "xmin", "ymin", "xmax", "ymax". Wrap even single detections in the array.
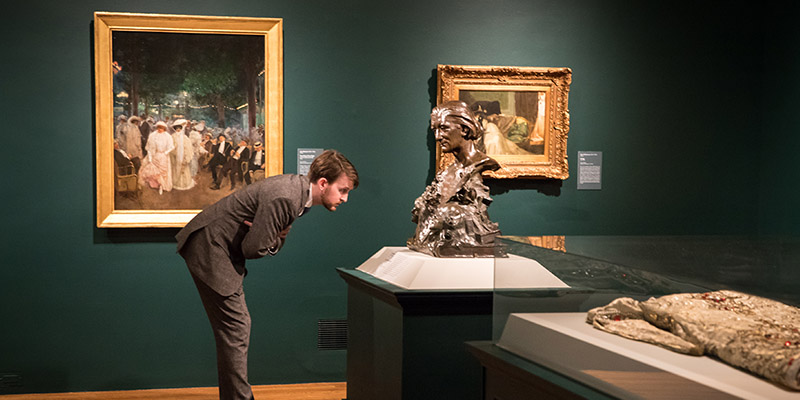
[
  {"xmin": 577, "ymin": 151, "xmax": 602, "ymax": 190},
  {"xmin": 297, "ymin": 148, "xmax": 324, "ymax": 175}
]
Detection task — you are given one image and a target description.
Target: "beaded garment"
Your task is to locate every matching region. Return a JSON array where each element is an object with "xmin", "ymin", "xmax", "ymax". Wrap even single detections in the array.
[{"xmin": 587, "ymin": 290, "xmax": 800, "ymax": 390}]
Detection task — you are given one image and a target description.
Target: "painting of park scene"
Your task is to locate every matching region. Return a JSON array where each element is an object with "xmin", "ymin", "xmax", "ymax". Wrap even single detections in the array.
[{"xmin": 110, "ymin": 30, "xmax": 267, "ymax": 211}]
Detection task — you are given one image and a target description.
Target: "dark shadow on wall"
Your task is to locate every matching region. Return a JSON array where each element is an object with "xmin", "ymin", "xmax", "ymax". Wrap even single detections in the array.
[
  {"xmin": 425, "ymin": 69, "xmax": 438, "ymax": 184},
  {"xmin": 487, "ymin": 178, "xmax": 562, "ymax": 197},
  {"xmin": 94, "ymin": 227, "xmax": 181, "ymax": 244}
]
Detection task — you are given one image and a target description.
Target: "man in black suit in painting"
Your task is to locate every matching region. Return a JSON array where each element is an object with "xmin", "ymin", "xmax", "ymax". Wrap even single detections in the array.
[
  {"xmin": 245, "ymin": 141, "xmax": 266, "ymax": 185},
  {"xmin": 217, "ymin": 139, "xmax": 250, "ymax": 190},
  {"xmin": 208, "ymin": 134, "xmax": 233, "ymax": 190}
]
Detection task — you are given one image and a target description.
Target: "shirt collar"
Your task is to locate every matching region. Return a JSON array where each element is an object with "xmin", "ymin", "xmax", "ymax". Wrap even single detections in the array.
[
  {"xmin": 299, "ymin": 181, "xmax": 313, "ymax": 217},
  {"xmin": 305, "ymin": 182, "xmax": 313, "ymax": 208}
]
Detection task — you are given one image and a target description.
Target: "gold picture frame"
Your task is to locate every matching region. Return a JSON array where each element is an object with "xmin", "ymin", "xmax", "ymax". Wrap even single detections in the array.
[
  {"xmin": 436, "ymin": 64, "xmax": 571, "ymax": 179},
  {"xmin": 94, "ymin": 12, "xmax": 283, "ymax": 227}
]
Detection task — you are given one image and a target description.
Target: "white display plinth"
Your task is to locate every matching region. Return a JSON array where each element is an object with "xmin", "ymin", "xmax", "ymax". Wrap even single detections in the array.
[
  {"xmin": 356, "ymin": 246, "xmax": 569, "ymax": 290},
  {"xmin": 498, "ymin": 313, "xmax": 798, "ymax": 400}
]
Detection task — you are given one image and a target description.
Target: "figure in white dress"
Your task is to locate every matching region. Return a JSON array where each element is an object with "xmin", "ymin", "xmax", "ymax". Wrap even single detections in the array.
[
  {"xmin": 171, "ymin": 119, "xmax": 196, "ymax": 191},
  {"xmin": 188, "ymin": 121, "xmax": 207, "ymax": 177},
  {"xmin": 116, "ymin": 115, "xmax": 144, "ymax": 170},
  {"xmin": 138, "ymin": 121, "xmax": 175, "ymax": 195}
]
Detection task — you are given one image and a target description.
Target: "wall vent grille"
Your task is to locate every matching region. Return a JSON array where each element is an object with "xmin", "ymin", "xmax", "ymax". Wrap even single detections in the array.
[{"xmin": 317, "ymin": 319, "xmax": 347, "ymax": 350}]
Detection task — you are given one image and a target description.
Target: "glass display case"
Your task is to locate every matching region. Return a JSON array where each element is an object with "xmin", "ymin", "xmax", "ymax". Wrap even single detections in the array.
[{"xmin": 482, "ymin": 235, "xmax": 800, "ymax": 400}]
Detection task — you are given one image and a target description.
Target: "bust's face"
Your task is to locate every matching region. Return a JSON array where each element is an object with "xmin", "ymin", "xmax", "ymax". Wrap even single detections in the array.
[{"xmin": 433, "ymin": 117, "xmax": 466, "ymax": 154}]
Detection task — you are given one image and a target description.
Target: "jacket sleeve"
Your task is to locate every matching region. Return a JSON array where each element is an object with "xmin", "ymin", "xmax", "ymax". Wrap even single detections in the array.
[{"xmin": 241, "ymin": 197, "xmax": 295, "ymax": 259}]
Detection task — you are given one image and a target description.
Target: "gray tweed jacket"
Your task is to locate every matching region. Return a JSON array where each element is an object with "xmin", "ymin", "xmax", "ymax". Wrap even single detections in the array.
[{"xmin": 176, "ymin": 174, "xmax": 310, "ymax": 295}]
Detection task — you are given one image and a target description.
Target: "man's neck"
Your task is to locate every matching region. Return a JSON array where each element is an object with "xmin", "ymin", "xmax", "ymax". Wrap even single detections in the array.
[{"xmin": 310, "ymin": 179, "xmax": 323, "ymax": 206}]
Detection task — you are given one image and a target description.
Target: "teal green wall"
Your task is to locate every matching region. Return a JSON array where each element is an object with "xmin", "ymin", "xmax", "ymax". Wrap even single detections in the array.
[
  {"xmin": 758, "ymin": 5, "xmax": 800, "ymax": 234},
  {"xmin": 0, "ymin": 0, "xmax": 792, "ymax": 394}
]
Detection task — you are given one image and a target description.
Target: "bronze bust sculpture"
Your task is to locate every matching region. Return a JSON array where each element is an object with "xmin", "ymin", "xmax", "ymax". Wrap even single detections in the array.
[{"xmin": 407, "ymin": 101, "xmax": 504, "ymax": 257}]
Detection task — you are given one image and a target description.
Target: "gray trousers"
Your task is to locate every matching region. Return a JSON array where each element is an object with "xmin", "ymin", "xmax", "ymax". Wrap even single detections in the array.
[{"xmin": 191, "ymin": 273, "xmax": 254, "ymax": 400}]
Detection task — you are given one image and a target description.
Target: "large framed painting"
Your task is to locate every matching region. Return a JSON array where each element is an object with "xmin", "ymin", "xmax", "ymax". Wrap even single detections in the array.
[
  {"xmin": 94, "ymin": 12, "xmax": 283, "ymax": 228},
  {"xmin": 437, "ymin": 64, "xmax": 572, "ymax": 179}
]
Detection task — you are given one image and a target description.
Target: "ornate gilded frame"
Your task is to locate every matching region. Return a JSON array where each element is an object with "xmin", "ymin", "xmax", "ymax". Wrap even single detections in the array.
[
  {"xmin": 437, "ymin": 64, "xmax": 571, "ymax": 179},
  {"xmin": 94, "ymin": 12, "xmax": 283, "ymax": 227}
]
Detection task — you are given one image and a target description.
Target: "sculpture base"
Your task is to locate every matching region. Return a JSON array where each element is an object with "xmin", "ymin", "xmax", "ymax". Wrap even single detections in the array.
[
  {"xmin": 355, "ymin": 246, "xmax": 568, "ymax": 290},
  {"xmin": 406, "ymin": 232, "xmax": 504, "ymax": 258},
  {"xmin": 437, "ymin": 244, "xmax": 497, "ymax": 257}
]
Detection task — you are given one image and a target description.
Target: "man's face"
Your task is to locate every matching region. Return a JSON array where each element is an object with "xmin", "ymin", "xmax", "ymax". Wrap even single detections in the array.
[
  {"xmin": 320, "ymin": 174, "xmax": 354, "ymax": 212},
  {"xmin": 433, "ymin": 117, "xmax": 465, "ymax": 154},
  {"xmin": 219, "ymin": 136, "xmax": 225, "ymax": 142},
  {"xmin": 239, "ymin": 140, "xmax": 247, "ymax": 147}
]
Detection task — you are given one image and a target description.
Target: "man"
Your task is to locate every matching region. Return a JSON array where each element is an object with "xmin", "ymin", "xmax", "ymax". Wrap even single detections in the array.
[
  {"xmin": 201, "ymin": 133, "xmax": 215, "ymax": 167},
  {"xmin": 113, "ymin": 139, "xmax": 132, "ymax": 169},
  {"xmin": 139, "ymin": 114, "xmax": 152, "ymax": 157},
  {"xmin": 208, "ymin": 134, "xmax": 233, "ymax": 190},
  {"xmin": 245, "ymin": 141, "xmax": 266, "ymax": 185},
  {"xmin": 176, "ymin": 150, "xmax": 358, "ymax": 400},
  {"xmin": 216, "ymin": 140, "xmax": 250, "ymax": 190}
]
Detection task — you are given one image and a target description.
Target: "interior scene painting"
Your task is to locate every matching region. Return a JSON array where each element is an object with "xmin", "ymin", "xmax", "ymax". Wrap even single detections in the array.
[
  {"xmin": 111, "ymin": 31, "xmax": 266, "ymax": 210},
  {"xmin": 459, "ymin": 90, "xmax": 547, "ymax": 157}
]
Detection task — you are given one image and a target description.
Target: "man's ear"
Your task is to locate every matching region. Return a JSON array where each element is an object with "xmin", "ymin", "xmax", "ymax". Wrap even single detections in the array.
[{"xmin": 316, "ymin": 177, "xmax": 329, "ymax": 189}]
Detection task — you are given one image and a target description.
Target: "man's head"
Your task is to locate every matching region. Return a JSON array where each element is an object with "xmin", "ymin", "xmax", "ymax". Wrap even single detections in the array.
[
  {"xmin": 309, "ymin": 150, "xmax": 359, "ymax": 211},
  {"xmin": 254, "ymin": 141, "xmax": 263, "ymax": 150},
  {"xmin": 239, "ymin": 140, "xmax": 247, "ymax": 147}
]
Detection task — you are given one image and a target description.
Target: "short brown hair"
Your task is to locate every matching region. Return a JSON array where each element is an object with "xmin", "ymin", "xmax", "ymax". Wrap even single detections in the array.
[{"xmin": 308, "ymin": 149, "xmax": 359, "ymax": 188}]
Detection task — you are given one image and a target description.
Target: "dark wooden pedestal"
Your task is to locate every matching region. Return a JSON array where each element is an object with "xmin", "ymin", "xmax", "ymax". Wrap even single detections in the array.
[{"xmin": 337, "ymin": 268, "xmax": 492, "ymax": 400}]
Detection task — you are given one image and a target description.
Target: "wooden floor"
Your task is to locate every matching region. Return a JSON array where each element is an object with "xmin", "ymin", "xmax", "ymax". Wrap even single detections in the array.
[{"xmin": 0, "ymin": 382, "xmax": 346, "ymax": 400}]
